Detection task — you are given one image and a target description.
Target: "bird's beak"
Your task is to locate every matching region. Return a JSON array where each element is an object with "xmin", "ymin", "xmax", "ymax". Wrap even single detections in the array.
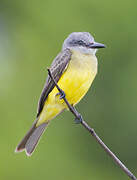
[{"xmin": 88, "ymin": 42, "xmax": 106, "ymax": 49}]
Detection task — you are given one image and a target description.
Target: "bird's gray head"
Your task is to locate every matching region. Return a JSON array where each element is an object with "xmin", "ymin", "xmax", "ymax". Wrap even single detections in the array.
[{"xmin": 62, "ymin": 32, "xmax": 105, "ymax": 55}]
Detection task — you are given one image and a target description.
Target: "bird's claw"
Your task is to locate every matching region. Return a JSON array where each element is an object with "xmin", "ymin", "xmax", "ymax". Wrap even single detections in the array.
[
  {"xmin": 75, "ymin": 114, "xmax": 83, "ymax": 124},
  {"xmin": 56, "ymin": 90, "xmax": 66, "ymax": 99}
]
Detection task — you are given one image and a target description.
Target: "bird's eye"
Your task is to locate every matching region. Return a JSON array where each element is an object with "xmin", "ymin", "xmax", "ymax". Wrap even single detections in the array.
[
  {"xmin": 77, "ymin": 40, "xmax": 85, "ymax": 45},
  {"xmin": 69, "ymin": 40, "xmax": 86, "ymax": 46}
]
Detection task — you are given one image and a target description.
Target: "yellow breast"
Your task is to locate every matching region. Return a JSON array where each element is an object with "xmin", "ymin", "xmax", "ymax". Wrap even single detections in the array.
[
  {"xmin": 46, "ymin": 49, "xmax": 97, "ymax": 108},
  {"xmin": 57, "ymin": 50, "xmax": 98, "ymax": 106},
  {"xmin": 37, "ymin": 50, "xmax": 97, "ymax": 125}
]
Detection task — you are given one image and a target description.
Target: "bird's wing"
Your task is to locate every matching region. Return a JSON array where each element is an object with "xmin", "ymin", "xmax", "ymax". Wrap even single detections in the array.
[{"xmin": 37, "ymin": 48, "xmax": 72, "ymax": 117}]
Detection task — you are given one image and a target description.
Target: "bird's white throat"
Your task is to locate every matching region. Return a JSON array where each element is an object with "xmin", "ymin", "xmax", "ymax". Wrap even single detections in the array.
[{"xmin": 70, "ymin": 46, "xmax": 97, "ymax": 55}]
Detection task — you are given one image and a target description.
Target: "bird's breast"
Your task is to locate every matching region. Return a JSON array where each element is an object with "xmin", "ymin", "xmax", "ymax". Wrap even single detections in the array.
[
  {"xmin": 38, "ymin": 50, "xmax": 98, "ymax": 124},
  {"xmin": 56, "ymin": 50, "xmax": 98, "ymax": 105}
]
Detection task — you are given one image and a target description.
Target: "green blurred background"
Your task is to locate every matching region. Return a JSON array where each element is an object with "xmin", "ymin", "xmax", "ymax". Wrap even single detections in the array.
[{"xmin": 0, "ymin": 0, "xmax": 137, "ymax": 179}]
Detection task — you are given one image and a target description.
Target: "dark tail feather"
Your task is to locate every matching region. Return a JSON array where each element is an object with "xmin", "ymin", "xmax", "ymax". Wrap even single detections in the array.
[{"xmin": 15, "ymin": 121, "xmax": 49, "ymax": 156}]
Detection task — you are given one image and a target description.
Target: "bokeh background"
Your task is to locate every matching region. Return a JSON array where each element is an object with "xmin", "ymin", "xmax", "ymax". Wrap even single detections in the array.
[{"xmin": 0, "ymin": 0, "xmax": 137, "ymax": 179}]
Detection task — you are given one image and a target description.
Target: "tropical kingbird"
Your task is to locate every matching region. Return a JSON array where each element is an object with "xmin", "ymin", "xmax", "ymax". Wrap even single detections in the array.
[{"xmin": 15, "ymin": 32, "xmax": 105, "ymax": 156}]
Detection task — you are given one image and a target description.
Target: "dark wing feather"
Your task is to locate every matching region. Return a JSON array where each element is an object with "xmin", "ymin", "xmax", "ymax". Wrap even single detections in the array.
[{"xmin": 37, "ymin": 48, "xmax": 72, "ymax": 117}]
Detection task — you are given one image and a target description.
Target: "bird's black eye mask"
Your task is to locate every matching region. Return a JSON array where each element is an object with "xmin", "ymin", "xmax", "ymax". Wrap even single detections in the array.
[{"xmin": 69, "ymin": 40, "xmax": 87, "ymax": 47}]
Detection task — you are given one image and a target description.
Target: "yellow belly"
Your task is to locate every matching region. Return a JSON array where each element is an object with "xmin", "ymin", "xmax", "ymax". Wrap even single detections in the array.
[{"xmin": 37, "ymin": 50, "xmax": 97, "ymax": 126}]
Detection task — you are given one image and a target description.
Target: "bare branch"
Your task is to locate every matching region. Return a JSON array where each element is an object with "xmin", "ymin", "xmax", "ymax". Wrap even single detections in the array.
[{"xmin": 47, "ymin": 68, "xmax": 137, "ymax": 180}]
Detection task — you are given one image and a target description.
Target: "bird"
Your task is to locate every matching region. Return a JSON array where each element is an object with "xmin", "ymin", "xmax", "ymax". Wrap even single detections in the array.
[{"xmin": 15, "ymin": 32, "xmax": 105, "ymax": 156}]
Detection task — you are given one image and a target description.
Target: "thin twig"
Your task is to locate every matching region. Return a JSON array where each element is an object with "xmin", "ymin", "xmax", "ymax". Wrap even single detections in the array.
[{"xmin": 47, "ymin": 68, "xmax": 137, "ymax": 180}]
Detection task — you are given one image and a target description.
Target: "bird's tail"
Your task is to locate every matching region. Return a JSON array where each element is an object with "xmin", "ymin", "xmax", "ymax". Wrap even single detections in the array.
[{"xmin": 15, "ymin": 120, "xmax": 49, "ymax": 156}]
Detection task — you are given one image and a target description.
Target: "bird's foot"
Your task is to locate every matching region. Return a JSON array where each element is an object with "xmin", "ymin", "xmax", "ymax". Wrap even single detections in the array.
[
  {"xmin": 75, "ymin": 114, "xmax": 83, "ymax": 124},
  {"xmin": 56, "ymin": 90, "xmax": 66, "ymax": 99}
]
